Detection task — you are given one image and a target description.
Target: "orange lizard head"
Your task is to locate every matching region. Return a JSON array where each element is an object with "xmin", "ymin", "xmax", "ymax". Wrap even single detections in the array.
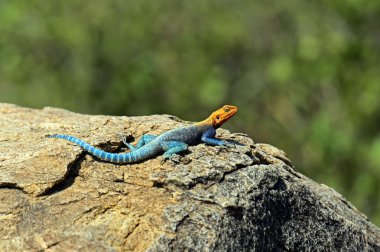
[{"xmin": 208, "ymin": 105, "xmax": 238, "ymax": 128}]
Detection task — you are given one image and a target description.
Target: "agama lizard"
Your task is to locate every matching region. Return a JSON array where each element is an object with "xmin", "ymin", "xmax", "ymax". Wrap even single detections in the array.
[{"xmin": 47, "ymin": 105, "xmax": 238, "ymax": 163}]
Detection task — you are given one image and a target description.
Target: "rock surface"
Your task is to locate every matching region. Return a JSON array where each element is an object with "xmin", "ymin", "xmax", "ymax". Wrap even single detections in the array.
[{"xmin": 0, "ymin": 103, "xmax": 379, "ymax": 251}]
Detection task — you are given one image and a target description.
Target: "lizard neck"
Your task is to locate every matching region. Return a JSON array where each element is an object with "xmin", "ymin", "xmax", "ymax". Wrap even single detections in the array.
[{"xmin": 195, "ymin": 117, "xmax": 214, "ymax": 128}]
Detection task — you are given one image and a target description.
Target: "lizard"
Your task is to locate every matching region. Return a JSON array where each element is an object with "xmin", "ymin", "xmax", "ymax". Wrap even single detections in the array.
[{"xmin": 47, "ymin": 105, "xmax": 238, "ymax": 163}]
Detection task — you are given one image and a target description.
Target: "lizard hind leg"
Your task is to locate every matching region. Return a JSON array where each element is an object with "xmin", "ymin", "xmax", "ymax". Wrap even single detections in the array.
[
  {"xmin": 160, "ymin": 141, "xmax": 188, "ymax": 159},
  {"xmin": 121, "ymin": 134, "xmax": 157, "ymax": 151}
]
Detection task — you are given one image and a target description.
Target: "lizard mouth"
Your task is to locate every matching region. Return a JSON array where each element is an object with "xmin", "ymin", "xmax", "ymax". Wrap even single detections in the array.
[
  {"xmin": 222, "ymin": 105, "xmax": 238, "ymax": 120},
  {"xmin": 214, "ymin": 105, "xmax": 238, "ymax": 127},
  {"xmin": 225, "ymin": 105, "xmax": 238, "ymax": 117}
]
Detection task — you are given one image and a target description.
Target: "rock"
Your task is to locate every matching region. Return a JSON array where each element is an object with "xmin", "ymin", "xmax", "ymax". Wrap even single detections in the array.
[{"xmin": 0, "ymin": 102, "xmax": 379, "ymax": 251}]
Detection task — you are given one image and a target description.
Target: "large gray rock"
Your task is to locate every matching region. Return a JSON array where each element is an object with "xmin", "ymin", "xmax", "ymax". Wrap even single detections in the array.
[{"xmin": 0, "ymin": 103, "xmax": 379, "ymax": 251}]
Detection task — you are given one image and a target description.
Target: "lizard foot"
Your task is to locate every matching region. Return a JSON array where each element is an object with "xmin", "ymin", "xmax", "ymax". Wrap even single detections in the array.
[
  {"xmin": 160, "ymin": 157, "xmax": 169, "ymax": 165},
  {"xmin": 160, "ymin": 154, "xmax": 183, "ymax": 165},
  {"xmin": 117, "ymin": 132, "xmax": 134, "ymax": 147},
  {"xmin": 217, "ymin": 141, "xmax": 235, "ymax": 150}
]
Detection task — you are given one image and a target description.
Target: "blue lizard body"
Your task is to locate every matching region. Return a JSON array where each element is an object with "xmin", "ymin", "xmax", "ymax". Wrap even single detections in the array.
[{"xmin": 47, "ymin": 105, "xmax": 238, "ymax": 163}]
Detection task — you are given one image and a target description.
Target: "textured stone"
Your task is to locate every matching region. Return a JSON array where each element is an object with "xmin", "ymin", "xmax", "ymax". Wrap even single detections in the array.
[{"xmin": 0, "ymin": 103, "xmax": 379, "ymax": 251}]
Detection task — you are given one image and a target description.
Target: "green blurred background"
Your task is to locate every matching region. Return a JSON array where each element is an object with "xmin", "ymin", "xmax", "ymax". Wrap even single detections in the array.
[{"xmin": 0, "ymin": 1, "xmax": 379, "ymax": 225}]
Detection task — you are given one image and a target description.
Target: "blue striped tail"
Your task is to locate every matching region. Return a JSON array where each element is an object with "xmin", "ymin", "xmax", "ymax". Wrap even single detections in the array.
[{"xmin": 47, "ymin": 134, "xmax": 137, "ymax": 163}]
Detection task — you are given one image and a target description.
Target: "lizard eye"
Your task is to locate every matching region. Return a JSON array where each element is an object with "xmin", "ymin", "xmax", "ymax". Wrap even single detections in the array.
[{"xmin": 224, "ymin": 108, "xmax": 230, "ymax": 112}]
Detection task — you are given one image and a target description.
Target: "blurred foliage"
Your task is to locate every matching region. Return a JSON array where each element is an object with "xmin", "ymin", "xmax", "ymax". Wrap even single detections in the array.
[{"xmin": 0, "ymin": 0, "xmax": 379, "ymax": 225}]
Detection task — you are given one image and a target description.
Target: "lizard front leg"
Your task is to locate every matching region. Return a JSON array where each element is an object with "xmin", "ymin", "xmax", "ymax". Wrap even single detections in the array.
[{"xmin": 201, "ymin": 128, "xmax": 232, "ymax": 146}]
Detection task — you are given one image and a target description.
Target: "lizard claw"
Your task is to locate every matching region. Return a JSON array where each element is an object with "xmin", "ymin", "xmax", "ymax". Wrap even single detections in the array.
[
  {"xmin": 221, "ymin": 141, "xmax": 235, "ymax": 148},
  {"xmin": 160, "ymin": 156, "xmax": 169, "ymax": 165},
  {"xmin": 161, "ymin": 154, "xmax": 181, "ymax": 165},
  {"xmin": 160, "ymin": 152, "xmax": 171, "ymax": 164},
  {"xmin": 117, "ymin": 132, "xmax": 134, "ymax": 146},
  {"xmin": 121, "ymin": 135, "xmax": 128, "ymax": 145},
  {"xmin": 169, "ymin": 154, "xmax": 182, "ymax": 164}
]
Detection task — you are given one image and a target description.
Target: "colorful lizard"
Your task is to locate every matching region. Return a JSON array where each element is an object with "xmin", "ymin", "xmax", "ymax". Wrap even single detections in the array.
[{"xmin": 47, "ymin": 105, "xmax": 238, "ymax": 163}]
